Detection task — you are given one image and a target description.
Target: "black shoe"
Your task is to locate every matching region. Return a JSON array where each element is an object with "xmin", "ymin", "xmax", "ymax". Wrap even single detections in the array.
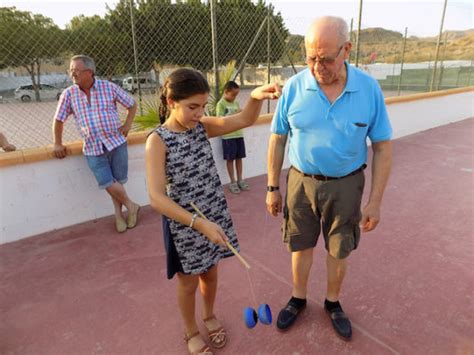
[
  {"xmin": 276, "ymin": 298, "xmax": 306, "ymax": 330},
  {"xmin": 324, "ymin": 303, "xmax": 352, "ymax": 340}
]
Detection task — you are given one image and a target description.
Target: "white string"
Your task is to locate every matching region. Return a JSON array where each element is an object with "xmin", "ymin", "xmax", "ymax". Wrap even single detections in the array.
[{"xmin": 243, "ymin": 209, "xmax": 269, "ymax": 308}]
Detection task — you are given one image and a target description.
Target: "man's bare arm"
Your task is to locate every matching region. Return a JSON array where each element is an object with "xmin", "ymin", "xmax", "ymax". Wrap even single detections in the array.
[
  {"xmin": 360, "ymin": 140, "xmax": 392, "ymax": 232},
  {"xmin": 53, "ymin": 120, "xmax": 67, "ymax": 159},
  {"xmin": 266, "ymin": 133, "xmax": 288, "ymax": 216}
]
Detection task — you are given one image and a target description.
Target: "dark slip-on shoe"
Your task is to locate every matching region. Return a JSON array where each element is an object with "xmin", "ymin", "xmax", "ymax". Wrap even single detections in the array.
[
  {"xmin": 325, "ymin": 306, "xmax": 352, "ymax": 340},
  {"xmin": 276, "ymin": 301, "xmax": 306, "ymax": 330}
]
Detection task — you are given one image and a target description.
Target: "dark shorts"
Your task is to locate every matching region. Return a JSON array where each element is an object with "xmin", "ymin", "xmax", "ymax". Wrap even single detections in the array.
[
  {"xmin": 85, "ymin": 142, "xmax": 128, "ymax": 189},
  {"xmin": 282, "ymin": 166, "xmax": 365, "ymax": 259},
  {"xmin": 222, "ymin": 137, "xmax": 246, "ymax": 161}
]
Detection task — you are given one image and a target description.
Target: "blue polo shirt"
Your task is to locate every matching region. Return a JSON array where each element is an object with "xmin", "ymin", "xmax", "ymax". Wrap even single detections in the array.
[{"xmin": 271, "ymin": 63, "xmax": 392, "ymax": 177}]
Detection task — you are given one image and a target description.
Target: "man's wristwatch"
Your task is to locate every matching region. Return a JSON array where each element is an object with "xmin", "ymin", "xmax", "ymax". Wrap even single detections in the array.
[{"xmin": 267, "ymin": 186, "xmax": 279, "ymax": 192}]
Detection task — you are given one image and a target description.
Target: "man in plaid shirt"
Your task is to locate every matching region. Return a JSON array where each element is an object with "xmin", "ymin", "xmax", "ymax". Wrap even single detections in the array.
[{"xmin": 53, "ymin": 55, "xmax": 140, "ymax": 233}]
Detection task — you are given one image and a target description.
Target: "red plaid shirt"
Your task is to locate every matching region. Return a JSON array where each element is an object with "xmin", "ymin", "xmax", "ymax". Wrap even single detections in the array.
[{"xmin": 54, "ymin": 79, "xmax": 135, "ymax": 156}]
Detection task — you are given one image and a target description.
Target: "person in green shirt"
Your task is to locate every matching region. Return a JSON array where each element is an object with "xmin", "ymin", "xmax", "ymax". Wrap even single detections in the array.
[{"xmin": 216, "ymin": 81, "xmax": 250, "ymax": 194}]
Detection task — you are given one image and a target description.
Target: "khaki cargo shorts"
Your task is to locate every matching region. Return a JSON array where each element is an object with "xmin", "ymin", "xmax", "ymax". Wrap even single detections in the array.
[{"xmin": 282, "ymin": 166, "xmax": 365, "ymax": 259}]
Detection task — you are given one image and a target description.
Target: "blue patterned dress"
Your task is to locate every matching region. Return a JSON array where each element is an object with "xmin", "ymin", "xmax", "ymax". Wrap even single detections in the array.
[{"xmin": 154, "ymin": 123, "xmax": 239, "ymax": 279}]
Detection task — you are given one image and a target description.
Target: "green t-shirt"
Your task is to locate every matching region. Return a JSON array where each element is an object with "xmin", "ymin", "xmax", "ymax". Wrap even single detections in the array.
[{"xmin": 216, "ymin": 97, "xmax": 243, "ymax": 139}]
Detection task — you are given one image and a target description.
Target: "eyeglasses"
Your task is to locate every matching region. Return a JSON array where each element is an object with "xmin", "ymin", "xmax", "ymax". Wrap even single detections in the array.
[
  {"xmin": 67, "ymin": 68, "xmax": 90, "ymax": 75},
  {"xmin": 307, "ymin": 45, "xmax": 345, "ymax": 66}
]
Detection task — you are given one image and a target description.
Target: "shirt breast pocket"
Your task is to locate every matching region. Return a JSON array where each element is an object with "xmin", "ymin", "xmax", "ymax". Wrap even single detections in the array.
[
  {"xmin": 344, "ymin": 120, "xmax": 369, "ymax": 152},
  {"xmin": 97, "ymin": 95, "xmax": 115, "ymax": 113}
]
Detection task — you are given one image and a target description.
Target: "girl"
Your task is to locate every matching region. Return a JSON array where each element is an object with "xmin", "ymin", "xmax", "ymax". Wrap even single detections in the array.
[{"xmin": 145, "ymin": 68, "xmax": 280, "ymax": 355}]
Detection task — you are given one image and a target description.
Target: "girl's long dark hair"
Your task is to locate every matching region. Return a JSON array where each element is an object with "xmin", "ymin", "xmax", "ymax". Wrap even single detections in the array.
[{"xmin": 159, "ymin": 68, "xmax": 210, "ymax": 124}]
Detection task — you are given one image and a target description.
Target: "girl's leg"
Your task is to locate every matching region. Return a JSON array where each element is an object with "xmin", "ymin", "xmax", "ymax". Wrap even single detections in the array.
[
  {"xmin": 200, "ymin": 265, "xmax": 227, "ymax": 348},
  {"xmin": 199, "ymin": 265, "xmax": 218, "ymax": 319},
  {"xmin": 177, "ymin": 273, "xmax": 207, "ymax": 353}
]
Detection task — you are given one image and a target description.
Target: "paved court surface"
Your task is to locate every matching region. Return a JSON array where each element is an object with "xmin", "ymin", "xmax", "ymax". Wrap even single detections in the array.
[{"xmin": 1, "ymin": 118, "xmax": 473, "ymax": 354}]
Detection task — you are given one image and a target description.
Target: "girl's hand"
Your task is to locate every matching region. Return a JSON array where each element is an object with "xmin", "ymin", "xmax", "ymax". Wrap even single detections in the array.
[
  {"xmin": 196, "ymin": 219, "xmax": 228, "ymax": 248},
  {"xmin": 250, "ymin": 83, "xmax": 282, "ymax": 101}
]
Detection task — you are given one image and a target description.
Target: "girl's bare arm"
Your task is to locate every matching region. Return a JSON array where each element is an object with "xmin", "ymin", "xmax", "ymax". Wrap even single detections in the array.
[{"xmin": 202, "ymin": 83, "xmax": 281, "ymax": 138}]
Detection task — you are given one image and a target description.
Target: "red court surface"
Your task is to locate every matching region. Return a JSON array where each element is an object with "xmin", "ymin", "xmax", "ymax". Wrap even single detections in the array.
[{"xmin": 1, "ymin": 118, "xmax": 473, "ymax": 354}]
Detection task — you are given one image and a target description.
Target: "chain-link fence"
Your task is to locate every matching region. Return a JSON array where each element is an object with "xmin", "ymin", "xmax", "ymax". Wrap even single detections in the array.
[{"xmin": 1, "ymin": 1, "xmax": 473, "ymax": 150}]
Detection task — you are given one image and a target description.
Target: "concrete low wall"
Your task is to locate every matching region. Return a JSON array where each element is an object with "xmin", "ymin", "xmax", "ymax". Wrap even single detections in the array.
[{"xmin": 1, "ymin": 88, "xmax": 472, "ymax": 244}]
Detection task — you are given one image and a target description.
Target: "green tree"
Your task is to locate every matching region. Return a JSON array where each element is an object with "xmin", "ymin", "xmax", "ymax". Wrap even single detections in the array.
[
  {"xmin": 215, "ymin": 0, "xmax": 288, "ymax": 66},
  {"xmin": 62, "ymin": 0, "xmax": 290, "ymax": 87},
  {"xmin": 66, "ymin": 14, "xmax": 129, "ymax": 78},
  {"xmin": 102, "ymin": 0, "xmax": 289, "ymax": 73},
  {"xmin": 285, "ymin": 34, "xmax": 305, "ymax": 65},
  {"xmin": 0, "ymin": 7, "xmax": 63, "ymax": 101}
]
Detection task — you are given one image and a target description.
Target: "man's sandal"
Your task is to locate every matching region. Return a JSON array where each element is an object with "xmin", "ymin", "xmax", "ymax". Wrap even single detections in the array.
[
  {"xmin": 184, "ymin": 331, "xmax": 213, "ymax": 355},
  {"xmin": 203, "ymin": 316, "xmax": 227, "ymax": 349}
]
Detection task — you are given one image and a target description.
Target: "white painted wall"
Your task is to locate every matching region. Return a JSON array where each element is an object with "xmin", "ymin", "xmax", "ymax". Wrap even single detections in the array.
[
  {"xmin": 1, "ymin": 91, "xmax": 472, "ymax": 244},
  {"xmin": 388, "ymin": 92, "xmax": 473, "ymax": 139}
]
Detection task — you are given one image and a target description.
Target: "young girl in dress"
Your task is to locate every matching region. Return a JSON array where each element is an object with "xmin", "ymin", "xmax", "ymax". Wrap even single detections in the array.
[{"xmin": 145, "ymin": 68, "xmax": 280, "ymax": 354}]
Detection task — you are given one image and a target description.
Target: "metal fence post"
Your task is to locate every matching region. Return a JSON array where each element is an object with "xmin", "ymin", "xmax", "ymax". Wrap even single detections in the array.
[
  {"xmin": 430, "ymin": 0, "xmax": 448, "ymax": 92},
  {"xmin": 266, "ymin": 4, "xmax": 271, "ymax": 113},
  {"xmin": 271, "ymin": 17, "xmax": 297, "ymax": 75},
  {"xmin": 425, "ymin": 54, "xmax": 432, "ymax": 91},
  {"xmin": 397, "ymin": 27, "xmax": 408, "ymax": 96},
  {"xmin": 210, "ymin": 0, "xmax": 220, "ymax": 102},
  {"xmin": 129, "ymin": 0, "xmax": 143, "ymax": 116},
  {"xmin": 437, "ymin": 31, "xmax": 449, "ymax": 90},
  {"xmin": 231, "ymin": 18, "xmax": 267, "ymax": 82},
  {"xmin": 354, "ymin": 0, "xmax": 363, "ymax": 67}
]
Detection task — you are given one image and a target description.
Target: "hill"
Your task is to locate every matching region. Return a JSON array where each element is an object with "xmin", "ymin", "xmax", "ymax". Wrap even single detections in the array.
[
  {"xmin": 355, "ymin": 27, "xmax": 403, "ymax": 42},
  {"xmin": 356, "ymin": 28, "xmax": 474, "ymax": 63},
  {"xmin": 286, "ymin": 28, "xmax": 474, "ymax": 64}
]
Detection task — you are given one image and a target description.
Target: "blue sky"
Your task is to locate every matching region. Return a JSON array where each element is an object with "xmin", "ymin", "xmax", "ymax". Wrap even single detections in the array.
[{"xmin": 1, "ymin": 0, "xmax": 472, "ymax": 37}]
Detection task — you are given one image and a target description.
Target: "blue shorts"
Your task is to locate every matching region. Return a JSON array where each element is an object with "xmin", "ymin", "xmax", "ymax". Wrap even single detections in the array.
[
  {"xmin": 222, "ymin": 137, "xmax": 246, "ymax": 161},
  {"xmin": 85, "ymin": 142, "xmax": 128, "ymax": 189}
]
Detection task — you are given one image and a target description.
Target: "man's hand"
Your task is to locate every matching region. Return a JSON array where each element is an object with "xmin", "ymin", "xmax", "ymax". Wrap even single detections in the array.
[
  {"xmin": 266, "ymin": 190, "xmax": 282, "ymax": 217},
  {"xmin": 360, "ymin": 202, "xmax": 381, "ymax": 232},
  {"xmin": 119, "ymin": 123, "xmax": 132, "ymax": 137},
  {"xmin": 53, "ymin": 143, "xmax": 67, "ymax": 159}
]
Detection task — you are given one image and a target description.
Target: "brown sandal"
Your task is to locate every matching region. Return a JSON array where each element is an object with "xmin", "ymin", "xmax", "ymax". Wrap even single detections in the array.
[
  {"xmin": 203, "ymin": 316, "xmax": 227, "ymax": 349},
  {"xmin": 184, "ymin": 331, "xmax": 213, "ymax": 355}
]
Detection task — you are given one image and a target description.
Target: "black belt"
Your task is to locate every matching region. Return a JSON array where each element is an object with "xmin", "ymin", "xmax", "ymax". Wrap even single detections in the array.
[{"xmin": 292, "ymin": 164, "xmax": 366, "ymax": 181}]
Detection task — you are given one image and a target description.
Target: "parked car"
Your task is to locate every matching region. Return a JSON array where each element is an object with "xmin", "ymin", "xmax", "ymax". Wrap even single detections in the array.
[
  {"xmin": 14, "ymin": 84, "xmax": 63, "ymax": 102},
  {"xmin": 122, "ymin": 77, "xmax": 157, "ymax": 94},
  {"xmin": 110, "ymin": 78, "xmax": 124, "ymax": 88}
]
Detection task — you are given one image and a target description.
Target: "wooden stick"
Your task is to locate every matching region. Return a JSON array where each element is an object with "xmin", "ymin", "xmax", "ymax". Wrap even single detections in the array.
[{"xmin": 190, "ymin": 202, "xmax": 251, "ymax": 269}]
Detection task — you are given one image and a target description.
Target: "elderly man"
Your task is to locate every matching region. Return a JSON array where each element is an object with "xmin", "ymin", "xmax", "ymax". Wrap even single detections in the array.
[
  {"xmin": 53, "ymin": 55, "xmax": 140, "ymax": 233},
  {"xmin": 266, "ymin": 17, "xmax": 392, "ymax": 340}
]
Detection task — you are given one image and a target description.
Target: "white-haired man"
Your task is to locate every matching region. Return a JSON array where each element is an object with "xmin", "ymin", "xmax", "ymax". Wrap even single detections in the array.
[{"xmin": 266, "ymin": 17, "xmax": 392, "ymax": 340}]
